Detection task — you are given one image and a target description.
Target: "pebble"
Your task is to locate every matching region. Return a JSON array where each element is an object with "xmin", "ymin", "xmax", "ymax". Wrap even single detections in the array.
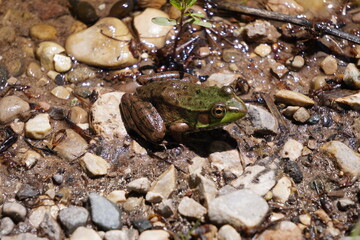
[
  {"xmin": 281, "ymin": 106, "xmax": 299, "ymax": 118},
  {"xmin": 320, "ymin": 55, "xmax": 338, "ymax": 75},
  {"xmin": 0, "ymin": 217, "xmax": 15, "ymax": 235},
  {"xmin": 134, "ymin": 8, "xmax": 172, "ymax": 49},
  {"xmin": 30, "ymin": 24, "xmax": 57, "ymax": 40},
  {"xmin": 53, "ymin": 53, "xmax": 72, "ymax": 73},
  {"xmin": 178, "ymin": 197, "xmax": 207, "ymax": 219},
  {"xmin": 280, "ymin": 139, "xmax": 303, "ymax": 161},
  {"xmin": 343, "ymin": 63, "xmax": 360, "ymax": 89},
  {"xmin": 66, "ymin": 66, "xmax": 96, "ymax": 83},
  {"xmin": 16, "ymin": 184, "xmax": 40, "ymax": 200},
  {"xmin": 0, "ymin": 63, "xmax": 9, "ymax": 88},
  {"xmin": 131, "ymin": 140, "xmax": 147, "ymax": 155},
  {"xmin": 66, "ymin": 17, "xmax": 137, "ymax": 68},
  {"xmin": 38, "ymin": 212, "xmax": 64, "ymax": 240},
  {"xmin": 69, "ymin": 106, "xmax": 88, "ymax": 124},
  {"xmin": 131, "ymin": 218, "xmax": 152, "ymax": 232},
  {"xmin": 1, "ymin": 233, "xmax": 48, "ymax": 240},
  {"xmin": 25, "ymin": 113, "xmax": 52, "ymax": 139},
  {"xmin": 107, "ymin": 190, "xmax": 127, "ymax": 204},
  {"xmin": 286, "ymin": 55, "xmax": 304, "ymax": 70},
  {"xmin": 91, "ymin": 92, "xmax": 127, "ymax": 140},
  {"xmin": 270, "ymin": 61, "xmax": 289, "ymax": 78},
  {"xmin": 337, "ymin": 198, "xmax": 355, "ymax": 211},
  {"xmin": 209, "ymin": 150, "xmax": 243, "ymax": 177},
  {"xmin": 58, "ymin": 206, "xmax": 89, "ymax": 235},
  {"xmin": 299, "ymin": 213, "xmax": 311, "ymax": 225},
  {"xmin": 145, "ymin": 165, "xmax": 177, "ymax": 203},
  {"xmin": 0, "ymin": 26, "xmax": 16, "ymax": 45},
  {"xmin": 310, "ymin": 75, "xmax": 327, "ymax": 90},
  {"xmin": 257, "ymin": 221, "xmax": 303, "ymax": 240},
  {"xmin": 269, "ymin": 212, "xmax": 285, "ymax": 222},
  {"xmin": 88, "ymin": 193, "xmax": 122, "ymax": 230},
  {"xmin": 267, "ymin": 0, "xmax": 303, "ymax": 15},
  {"xmin": 197, "ymin": 175, "xmax": 218, "ymax": 206},
  {"xmin": 35, "ymin": 41, "xmax": 65, "ymax": 70},
  {"xmin": 272, "ymin": 176, "xmax": 292, "ymax": 203},
  {"xmin": 188, "ymin": 156, "xmax": 206, "ymax": 178},
  {"xmin": 79, "ymin": 153, "xmax": 110, "ymax": 177},
  {"xmin": 51, "ymin": 86, "xmax": 71, "ymax": 100},
  {"xmin": 335, "ymin": 92, "xmax": 360, "ymax": 110},
  {"xmin": 70, "ymin": 227, "xmax": 101, "ymax": 240},
  {"xmin": 123, "ymin": 197, "xmax": 144, "ymax": 212},
  {"xmin": 231, "ymin": 165, "xmax": 276, "ymax": 196},
  {"xmin": 2, "ymin": 202, "xmax": 27, "ymax": 223},
  {"xmin": 293, "ymin": 107, "xmax": 310, "ymax": 123},
  {"xmin": 254, "ymin": 44, "xmax": 271, "ymax": 57},
  {"xmin": 244, "ymin": 20, "xmax": 281, "ymax": 43},
  {"xmin": 246, "ymin": 104, "xmax": 279, "ymax": 135},
  {"xmin": 104, "ymin": 229, "xmax": 139, "ymax": 240},
  {"xmin": 0, "ymin": 95, "xmax": 30, "ymax": 124},
  {"xmin": 275, "ymin": 90, "xmax": 315, "ymax": 107},
  {"xmin": 29, "ymin": 207, "xmax": 50, "ymax": 228},
  {"xmin": 155, "ymin": 199, "xmax": 175, "ymax": 218},
  {"xmin": 138, "ymin": 230, "xmax": 170, "ymax": 240},
  {"xmin": 218, "ymin": 224, "xmax": 241, "ymax": 240},
  {"xmin": 27, "ymin": 62, "xmax": 43, "ymax": 78},
  {"xmin": 222, "ymin": 49, "xmax": 243, "ymax": 63},
  {"xmin": 22, "ymin": 150, "xmax": 42, "ymax": 169},
  {"xmin": 321, "ymin": 141, "xmax": 360, "ymax": 177},
  {"xmin": 127, "ymin": 177, "xmax": 151, "ymax": 194},
  {"xmin": 208, "ymin": 189, "xmax": 269, "ymax": 229},
  {"xmin": 53, "ymin": 129, "xmax": 88, "ymax": 161},
  {"xmin": 284, "ymin": 160, "xmax": 303, "ymax": 183},
  {"xmin": 205, "ymin": 73, "xmax": 240, "ymax": 87}
]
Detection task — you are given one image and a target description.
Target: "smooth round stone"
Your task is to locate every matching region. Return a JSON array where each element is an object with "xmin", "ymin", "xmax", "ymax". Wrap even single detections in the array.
[
  {"xmin": 27, "ymin": 62, "xmax": 43, "ymax": 78},
  {"xmin": 65, "ymin": 17, "xmax": 138, "ymax": 68},
  {"xmin": 36, "ymin": 41, "xmax": 65, "ymax": 70},
  {"xmin": 0, "ymin": 95, "xmax": 30, "ymax": 124},
  {"xmin": 69, "ymin": 106, "xmax": 88, "ymax": 124},
  {"xmin": 53, "ymin": 53, "xmax": 72, "ymax": 72},
  {"xmin": 134, "ymin": 8, "xmax": 172, "ymax": 49},
  {"xmin": 30, "ymin": 24, "xmax": 57, "ymax": 40}
]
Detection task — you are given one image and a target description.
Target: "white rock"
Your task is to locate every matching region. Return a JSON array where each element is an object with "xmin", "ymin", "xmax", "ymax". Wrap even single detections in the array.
[
  {"xmin": 127, "ymin": 177, "xmax": 151, "ymax": 193},
  {"xmin": 138, "ymin": 230, "xmax": 170, "ymax": 240},
  {"xmin": 335, "ymin": 92, "xmax": 360, "ymax": 110},
  {"xmin": 53, "ymin": 53, "xmax": 72, "ymax": 72},
  {"xmin": 2, "ymin": 202, "xmax": 27, "ymax": 223},
  {"xmin": 280, "ymin": 139, "xmax": 303, "ymax": 161},
  {"xmin": 205, "ymin": 73, "xmax": 240, "ymax": 87},
  {"xmin": 53, "ymin": 129, "xmax": 88, "ymax": 161},
  {"xmin": 51, "ymin": 86, "xmax": 71, "ymax": 100},
  {"xmin": 343, "ymin": 63, "xmax": 360, "ymax": 89},
  {"xmin": 66, "ymin": 18, "xmax": 137, "ymax": 68},
  {"xmin": 36, "ymin": 41, "xmax": 65, "ymax": 70},
  {"xmin": 91, "ymin": 91, "xmax": 127, "ymax": 140},
  {"xmin": 134, "ymin": 8, "xmax": 172, "ymax": 49},
  {"xmin": 299, "ymin": 213, "xmax": 311, "ymax": 226},
  {"xmin": 218, "ymin": 224, "xmax": 241, "ymax": 240},
  {"xmin": 104, "ymin": 229, "xmax": 139, "ymax": 240},
  {"xmin": 156, "ymin": 199, "xmax": 175, "ymax": 217},
  {"xmin": 293, "ymin": 107, "xmax": 310, "ymax": 123},
  {"xmin": 0, "ymin": 95, "xmax": 30, "ymax": 124},
  {"xmin": 320, "ymin": 56, "xmax": 337, "ymax": 75},
  {"xmin": 254, "ymin": 44, "xmax": 271, "ymax": 57},
  {"xmin": 209, "ymin": 150, "xmax": 243, "ymax": 177},
  {"xmin": 257, "ymin": 221, "xmax": 303, "ymax": 240},
  {"xmin": 25, "ymin": 113, "xmax": 52, "ymax": 139},
  {"xmin": 275, "ymin": 90, "xmax": 315, "ymax": 107},
  {"xmin": 146, "ymin": 165, "xmax": 177, "ymax": 203},
  {"xmin": 246, "ymin": 104, "xmax": 279, "ymax": 135},
  {"xmin": 107, "ymin": 190, "xmax": 126, "ymax": 204},
  {"xmin": 131, "ymin": 140, "xmax": 147, "ymax": 155},
  {"xmin": 79, "ymin": 153, "xmax": 110, "ymax": 177},
  {"xmin": 188, "ymin": 156, "xmax": 206, "ymax": 177},
  {"xmin": 70, "ymin": 227, "xmax": 101, "ymax": 240},
  {"xmin": 22, "ymin": 150, "xmax": 42, "ymax": 169},
  {"xmin": 122, "ymin": 197, "xmax": 144, "ymax": 212},
  {"xmin": 197, "ymin": 175, "xmax": 217, "ymax": 206},
  {"xmin": 208, "ymin": 190, "xmax": 269, "ymax": 229},
  {"xmin": 321, "ymin": 141, "xmax": 360, "ymax": 177},
  {"xmin": 178, "ymin": 197, "xmax": 207, "ymax": 219},
  {"xmin": 231, "ymin": 165, "xmax": 276, "ymax": 196},
  {"xmin": 272, "ymin": 176, "xmax": 292, "ymax": 203}
]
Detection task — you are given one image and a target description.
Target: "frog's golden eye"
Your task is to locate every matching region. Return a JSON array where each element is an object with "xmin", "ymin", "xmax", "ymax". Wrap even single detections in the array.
[
  {"xmin": 211, "ymin": 103, "xmax": 226, "ymax": 118},
  {"xmin": 221, "ymin": 86, "xmax": 233, "ymax": 95}
]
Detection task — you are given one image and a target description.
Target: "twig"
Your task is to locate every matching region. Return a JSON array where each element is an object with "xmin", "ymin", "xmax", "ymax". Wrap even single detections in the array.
[{"xmin": 215, "ymin": 1, "xmax": 360, "ymax": 44}]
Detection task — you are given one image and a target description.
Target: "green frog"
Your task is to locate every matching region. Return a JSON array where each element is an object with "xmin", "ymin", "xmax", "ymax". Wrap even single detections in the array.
[{"xmin": 120, "ymin": 78, "xmax": 247, "ymax": 143}]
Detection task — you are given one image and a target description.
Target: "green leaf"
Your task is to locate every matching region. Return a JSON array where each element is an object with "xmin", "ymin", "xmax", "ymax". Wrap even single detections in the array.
[
  {"xmin": 170, "ymin": 0, "xmax": 183, "ymax": 10},
  {"xmin": 192, "ymin": 18, "xmax": 212, "ymax": 28},
  {"xmin": 189, "ymin": 12, "xmax": 205, "ymax": 18},
  {"xmin": 151, "ymin": 17, "xmax": 177, "ymax": 26},
  {"xmin": 185, "ymin": 0, "xmax": 197, "ymax": 8}
]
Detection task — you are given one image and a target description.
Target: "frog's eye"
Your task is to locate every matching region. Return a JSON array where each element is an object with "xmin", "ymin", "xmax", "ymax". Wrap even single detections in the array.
[
  {"xmin": 211, "ymin": 103, "xmax": 226, "ymax": 118},
  {"xmin": 221, "ymin": 86, "xmax": 233, "ymax": 95}
]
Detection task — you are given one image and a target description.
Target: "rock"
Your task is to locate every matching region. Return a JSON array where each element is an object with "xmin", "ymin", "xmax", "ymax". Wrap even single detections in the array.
[
  {"xmin": 343, "ymin": 63, "xmax": 360, "ymax": 89},
  {"xmin": 38, "ymin": 212, "xmax": 64, "ymax": 240},
  {"xmin": 70, "ymin": 227, "xmax": 101, "ymax": 240},
  {"xmin": 51, "ymin": 86, "xmax": 71, "ymax": 100},
  {"xmin": 134, "ymin": 8, "xmax": 172, "ymax": 49},
  {"xmin": 107, "ymin": 190, "xmax": 127, "ymax": 204},
  {"xmin": 66, "ymin": 17, "xmax": 137, "ymax": 68},
  {"xmin": 222, "ymin": 49, "xmax": 243, "ymax": 63},
  {"xmin": 123, "ymin": 197, "xmax": 145, "ymax": 212},
  {"xmin": 284, "ymin": 160, "xmax": 303, "ymax": 183},
  {"xmin": 286, "ymin": 55, "xmax": 304, "ymax": 70},
  {"xmin": 254, "ymin": 44, "xmax": 271, "ymax": 57},
  {"xmin": 131, "ymin": 218, "xmax": 152, "ymax": 232},
  {"xmin": 0, "ymin": 217, "xmax": 15, "ymax": 235},
  {"xmin": 29, "ymin": 207, "xmax": 51, "ymax": 228},
  {"xmin": 178, "ymin": 197, "xmax": 207, "ymax": 219},
  {"xmin": 244, "ymin": 20, "xmax": 281, "ymax": 43},
  {"xmin": 335, "ymin": 92, "xmax": 360, "ymax": 110},
  {"xmin": 197, "ymin": 175, "xmax": 218, "ymax": 207},
  {"xmin": 53, "ymin": 53, "xmax": 72, "ymax": 73},
  {"xmin": 104, "ymin": 229, "xmax": 139, "ymax": 240},
  {"xmin": 58, "ymin": 206, "xmax": 89, "ymax": 235},
  {"xmin": 310, "ymin": 76, "xmax": 327, "ymax": 90},
  {"xmin": 257, "ymin": 221, "xmax": 303, "ymax": 240},
  {"xmin": 145, "ymin": 165, "xmax": 177, "ymax": 203},
  {"xmin": 266, "ymin": 0, "xmax": 303, "ymax": 15},
  {"xmin": 138, "ymin": 230, "xmax": 170, "ymax": 240},
  {"xmin": 22, "ymin": 150, "xmax": 42, "ymax": 169},
  {"xmin": 337, "ymin": 198, "xmax": 355, "ymax": 211},
  {"xmin": 91, "ymin": 91, "xmax": 127, "ymax": 140},
  {"xmin": 299, "ymin": 213, "xmax": 311, "ymax": 225},
  {"xmin": 270, "ymin": 61, "xmax": 288, "ymax": 78},
  {"xmin": 53, "ymin": 129, "xmax": 88, "ymax": 161},
  {"xmin": 35, "ymin": 41, "xmax": 65, "ymax": 70},
  {"xmin": 66, "ymin": 66, "xmax": 96, "ymax": 83},
  {"xmin": 218, "ymin": 185, "xmax": 237, "ymax": 196},
  {"xmin": 188, "ymin": 156, "xmax": 206, "ymax": 177},
  {"xmin": 130, "ymin": 140, "xmax": 147, "ymax": 155},
  {"xmin": 30, "ymin": 24, "xmax": 57, "ymax": 40},
  {"xmin": 293, "ymin": 107, "xmax": 310, "ymax": 123},
  {"xmin": 0, "ymin": 96, "xmax": 30, "ymax": 124},
  {"xmin": 246, "ymin": 104, "xmax": 279, "ymax": 135},
  {"xmin": 1, "ymin": 233, "xmax": 48, "ymax": 240},
  {"xmin": 275, "ymin": 90, "xmax": 315, "ymax": 107},
  {"xmin": 209, "ymin": 150, "xmax": 243, "ymax": 177},
  {"xmin": 52, "ymin": 174, "xmax": 63, "ymax": 184},
  {"xmin": 127, "ymin": 177, "xmax": 151, "ymax": 193},
  {"xmin": 69, "ymin": 106, "xmax": 88, "ymax": 124},
  {"xmin": 218, "ymin": 224, "xmax": 241, "ymax": 240},
  {"xmin": 79, "ymin": 153, "xmax": 110, "ymax": 177},
  {"xmin": 320, "ymin": 56, "xmax": 338, "ymax": 75},
  {"xmin": 208, "ymin": 190, "xmax": 269, "ymax": 229},
  {"xmin": 155, "ymin": 199, "xmax": 175, "ymax": 218},
  {"xmin": 280, "ymin": 139, "xmax": 303, "ymax": 161},
  {"xmin": 321, "ymin": 141, "xmax": 360, "ymax": 177},
  {"xmin": 0, "ymin": 26, "xmax": 16, "ymax": 45},
  {"xmin": 205, "ymin": 73, "xmax": 240, "ymax": 87},
  {"xmin": 272, "ymin": 176, "xmax": 292, "ymax": 203},
  {"xmin": 88, "ymin": 193, "xmax": 122, "ymax": 230},
  {"xmin": 25, "ymin": 113, "xmax": 52, "ymax": 139},
  {"xmin": 231, "ymin": 165, "xmax": 276, "ymax": 196},
  {"xmin": 2, "ymin": 202, "xmax": 27, "ymax": 223},
  {"xmin": 16, "ymin": 184, "xmax": 40, "ymax": 200}
]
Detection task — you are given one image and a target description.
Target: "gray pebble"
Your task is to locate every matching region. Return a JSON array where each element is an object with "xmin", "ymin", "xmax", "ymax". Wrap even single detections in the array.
[
  {"xmin": 0, "ymin": 217, "xmax": 15, "ymax": 235},
  {"xmin": 16, "ymin": 184, "xmax": 40, "ymax": 200},
  {"xmin": 2, "ymin": 202, "xmax": 27, "ymax": 223},
  {"xmin": 58, "ymin": 206, "xmax": 89, "ymax": 236},
  {"xmin": 52, "ymin": 174, "xmax": 64, "ymax": 185},
  {"xmin": 38, "ymin": 213, "xmax": 64, "ymax": 240}
]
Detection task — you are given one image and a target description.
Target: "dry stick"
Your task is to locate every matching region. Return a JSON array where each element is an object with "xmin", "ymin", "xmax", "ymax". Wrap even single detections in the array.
[{"xmin": 216, "ymin": 1, "xmax": 360, "ymax": 45}]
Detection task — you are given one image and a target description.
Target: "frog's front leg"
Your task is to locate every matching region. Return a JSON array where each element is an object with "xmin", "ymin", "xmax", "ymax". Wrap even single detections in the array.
[
  {"xmin": 169, "ymin": 122, "xmax": 190, "ymax": 142},
  {"xmin": 121, "ymin": 93, "xmax": 166, "ymax": 143}
]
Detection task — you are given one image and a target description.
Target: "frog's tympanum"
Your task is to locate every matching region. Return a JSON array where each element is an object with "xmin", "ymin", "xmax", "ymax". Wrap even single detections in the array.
[{"xmin": 120, "ymin": 79, "xmax": 247, "ymax": 143}]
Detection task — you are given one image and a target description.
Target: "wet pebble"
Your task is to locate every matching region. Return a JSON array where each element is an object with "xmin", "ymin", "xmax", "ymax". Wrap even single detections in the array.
[
  {"xmin": 138, "ymin": 0, "xmax": 166, "ymax": 8},
  {"xmin": 254, "ymin": 44, "xmax": 271, "ymax": 57},
  {"xmin": 88, "ymin": 193, "xmax": 122, "ymax": 230},
  {"xmin": 271, "ymin": 176, "xmax": 292, "ymax": 203},
  {"xmin": 335, "ymin": 92, "xmax": 360, "ymax": 110},
  {"xmin": 246, "ymin": 104, "xmax": 279, "ymax": 135},
  {"xmin": 58, "ymin": 206, "xmax": 89, "ymax": 236},
  {"xmin": 218, "ymin": 224, "xmax": 241, "ymax": 240},
  {"xmin": 0, "ymin": 95, "xmax": 30, "ymax": 124},
  {"xmin": 109, "ymin": 0, "xmax": 134, "ymax": 18},
  {"xmin": 53, "ymin": 129, "xmax": 88, "ymax": 161},
  {"xmin": 284, "ymin": 160, "xmax": 303, "ymax": 183},
  {"xmin": 280, "ymin": 139, "xmax": 303, "ymax": 161},
  {"xmin": 244, "ymin": 20, "xmax": 281, "ymax": 43},
  {"xmin": 208, "ymin": 189, "xmax": 269, "ymax": 229},
  {"xmin": 310, "ymin": 75, "xmax": 327, "ymax": 90},
  {"xmin": 146, "ymin": 165, "xmax": 177, "ymax": 203},
  {"xmin": 66, "ymin": 66, "xmax": 95, "ymax": 83},
  {"xmin": 79, "ymin": 153, "xmax": 110, "ymax": 177},
  {"xmin": 35, "ymin": 41, "xmax": 65, "ymax": 70},
  {"xmin": 53, "ymin": 53, "xmax": 72, "ymax": 73},
  {"xmin": 293, "ymin": 107, "xmax": 310, "ymax": 123},
  {"xmin": 38, "ymin": 212, "xmax": 64, "ymax": 240},
  {"xmin": 127, "ymin": 177, "xmax": 151, "ymax": 194},
  {"xmin": 2, "ymin": 202, "xmax": 27, "ymax": 223},
  {"xmin": 209, "ymin": 150, "xmax": 243, "ymax": 177},
  {"xmin": 205, "ymin": 73, "xmax": 240, "ymax": 87},
  {"xmin": 343, "ymin": 63, "xmax": 360, "ymax": 89},
  {"xmin": 275, "ymin": 90, "xmax": 315, "ymax": 107},
  {"xmin": 69, "ymin": 106, "xmax": 88, "ymax": 124},
  {"xmin": 30, "ymin": 24, "xmax": 57, "ymax": 40},
  {"xmin": 69, "ymin": 0, "xmax": 99, "ymax": 24},
  {"xmin": 0, "ymin": 217, "xmax": 15, "ymax": 235},
  {"xmin": 320, "ymin": 55, "xmax": 337, "ymax": 75},
  {"xmin": 26, "ymin": 62, "xmax": 43, "ymax": 78},
  {"xmin": 286, "ymin": 55, "xmax": 304, "ymax": 70},
  {"xmin": 178, "ymin": 197, "xmax": 207, "ymax": 219},
  {"xmin": 51, "ymin": 86, "xmax": 71, "ymax": 100},
  {"xmin": 22, "ymin": 150, "xmax": 41, "ymax": 169},
  {"xmin": 138, "ymin": 230, "xmax": 170, "ymax": 240},
  {"xmin": 70, "ymin": 227, "xmax": 101, "ymax": 240},
  {"xmin": 258, "ymin": 221, "xmax": 303, "ymax": 240},
  {"xmin": 25, "ymin": 113, "xmax": 52, "ymax": 139},
  {"xmin": 270, "ymin": 61, "xmax": 288, "ymax": 78},
  {"xmin": 222, "ymin": 49, "xmax": 243, "ymax": 63}
]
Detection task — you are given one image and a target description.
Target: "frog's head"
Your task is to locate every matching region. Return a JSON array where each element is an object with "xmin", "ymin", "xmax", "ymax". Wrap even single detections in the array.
[{"xmin": 196, "ymin": 86, "xmax": 247, "ymax": 129}]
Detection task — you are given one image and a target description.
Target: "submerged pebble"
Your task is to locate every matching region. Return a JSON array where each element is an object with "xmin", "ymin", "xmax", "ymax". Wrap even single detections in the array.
[
  {"xmin": 343, "ymin": 63, "xmax": 360, "ymax": 89},
  {"xmin": 30, "ymin": 24, "xmax": 57, "ymax": 40},
  {"xmin": 36, "ymin": 41, "xmax": 66, "ymax": 70}
]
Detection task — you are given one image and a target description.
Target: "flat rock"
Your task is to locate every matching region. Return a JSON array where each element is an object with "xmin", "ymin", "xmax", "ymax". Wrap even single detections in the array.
[
  {"xmin": 209, "ymin": 150, "xmax": 243, "ymax": 177},
  {"xmin": 343, "ymin": 63, "xmax": 360, "ymax": 89},
  {"xmin": 53, "ymin": 129, "xmax": 88, "ymax": 161},
  {"xmin": 197, "ymin": 175, "xmax": 218, "ymax": 207},
  {"xmin": 138, "ymin": 230, "xmax": 170, "ymax": 240},
  {"xmin": 280, "ymin": 139, "xmax": 303, "ymax": 161},
  {"xmin": 246, "ymin": 104, "xmax": 279, "ymax": 135},
  {"xmin": 0, "ymin": 95, "xmax": 30, "ymax": 124},
  {"xmin": 146, "ymin": 165, "xmax": 177, "ymax": 203},
  {"xmin": 79, "ymin": 153, "xmax": 110, "ymax": 177},
  {"xmin": 275, "ymin": 90, "xmax": 315, "ymax": 107},
  {"xmin": 178, "ymin": 197, "xmax": 207, "ymax": 219},
  {"xmin": 58, "ymin": 206, "xmax": 89, "ymax": 235},
  {"xmin": 66, "ymin": 17, "xmax": 137, "ymax": 68},
  {"xmin": 335, "ymin": 92, "xmax": 360, "ymax": 110},
  {"xmin": 258, "ymin": 221, "xmax": 303, "ymax": 240},
  {"xmin": 70, "ymin": 227, "xmax": 101, "ymax": 240},
  {"xmin": 321, "ymin": 141, "xmax": 360, "ymax": 177},
  {"xmin": 127, "ymin": 177, "xmax": 151, "ymax": 193},
  {"xmin": 208, "ymin": 189, "xmax": 269, "ymax": 230}
]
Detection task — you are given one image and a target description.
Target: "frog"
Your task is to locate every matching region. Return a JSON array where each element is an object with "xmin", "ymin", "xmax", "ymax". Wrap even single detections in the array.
[{"xmin": 120, "ymin": 77, "xmax": 247, "ymax": 143}]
